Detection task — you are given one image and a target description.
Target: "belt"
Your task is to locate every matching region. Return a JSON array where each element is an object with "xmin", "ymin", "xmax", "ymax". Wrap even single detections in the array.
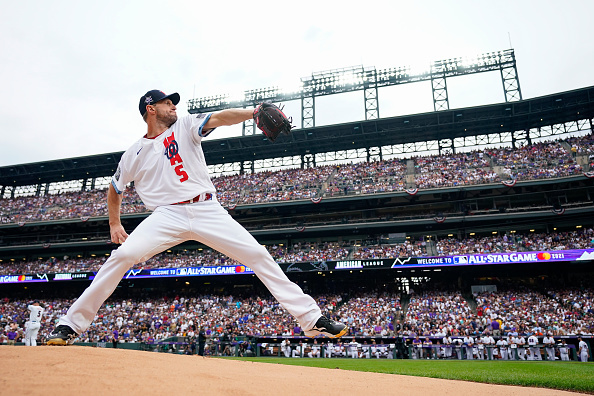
[{"xmin": 172, "ymin": 193, "xmax": 213, "ymax": 205}]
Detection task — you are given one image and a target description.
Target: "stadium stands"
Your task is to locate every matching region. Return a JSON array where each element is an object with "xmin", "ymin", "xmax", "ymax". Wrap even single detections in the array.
[
  {"xmin": 1, "ymin": 286, "xmax": 591, "ymax": 358},
  {"xmin": 0, "ymin": 229, "xmax": 592, "ymax": 275},
  {"xmin": 1, "ymin": 134, "xmax": 592, "ymax": 223},
  {"xmin": 0, "ymin": 130, "xmax": 592, "ymax": 361}
]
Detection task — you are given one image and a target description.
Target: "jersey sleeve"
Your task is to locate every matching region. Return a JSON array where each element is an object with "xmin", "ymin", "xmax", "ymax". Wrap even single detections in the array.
[
  {"xmin": 111, "ymin": 154, "xmax": 133, "ymax": 194},
  {"xmin": 184, "ymin": 113, "xmax": 216, "ymax": 142}
]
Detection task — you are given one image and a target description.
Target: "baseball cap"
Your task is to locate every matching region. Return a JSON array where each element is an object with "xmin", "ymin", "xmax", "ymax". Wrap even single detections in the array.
[{"xmin": 139, "ymin": 90, "xmax": 180, "ymax": 116}]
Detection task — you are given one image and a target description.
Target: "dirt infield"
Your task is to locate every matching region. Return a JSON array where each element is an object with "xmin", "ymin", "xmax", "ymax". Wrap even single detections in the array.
[{"xmin": 0, "ymin": 347, "xmax": 581, "ymax": 395}]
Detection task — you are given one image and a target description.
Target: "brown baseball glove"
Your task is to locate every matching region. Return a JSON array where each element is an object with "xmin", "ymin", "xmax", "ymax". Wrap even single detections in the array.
[{"xmin": 253, "ymin": 102, "xmax": 293, "ymax": 142}]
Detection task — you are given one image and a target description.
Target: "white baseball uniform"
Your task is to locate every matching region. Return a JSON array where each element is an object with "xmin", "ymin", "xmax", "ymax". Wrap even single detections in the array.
[
  {"xmin": 463, "ymin": 336, "xmax": 474, "ymax": 360},
  {"xmin": 24, "ymin": 304, "xmax": 44, "ymax": 346},
  {"xmin": 453, "ymin": 338, "xmax": 463, "ymax": 360},
  {"xmin": 55, "ymin": 113, "xmax": 321, "ymax": 335},
  {"xmin": 423, "ymin": 339, "xmax": 433, "ymax": 359},
  {"xmin": 324, "ymin": 342, "xmax": 334, "ymax": 358},
  {"xmin": 348, "ymin": 340, "xmax": 359, "ymax": 358},
  {"xmin": 528, "ymin": 335, "xmax": 541, "ymax": 360},
  {"xmin": 558, "ymin": 342, "xmax": 569, "ymax": 361},
  {"xmin": 485, "ymin": 335, "xmax": 496, "ymax": 360},
  {"xmin": 517, "ymin": 336, "xmax": 527, "ymax": 360},
  {"xmin": 476, "ymin": 338, "xmax": 485, "ymax": 360},
  {"xmin": 442, "ymin": 336, "xmax": 453, "ymax": 358},
  {"xmin": 360, "ymin": 344, "xmax": 370, "ymax": 359},
  {"xmin": 334, "ymin": 343, "xmax": 346, "ymax": 357},
  {"xmin": 496, "ymin": 338, "xmax": 508, "ymax": 360},
  {"xmin": 509, "ymin": 336, "xmax": 519, "ymax": 360},
  {"xmin": 387, "ymin": 344, "xmax": 395, "ymax": 359},
  {"xmin": 378, "ymin": 345, "xmax": 389, "ymax": 359},
  {"xmin": 281, "ymin": 339, "xmax": 291, "ymax": 357},
  {"xmin": 579, "ymin": 340, "xmax": 589, "ymax": 362},
  {"xmin": 308, "ymin": 343, "xmax": 320, "ymax": 358},
  {"xmin": 543, "ymin": 336, "xmax": 556, "ymax": 361},
  {"xmin": 292, "ymin": 343, "xmax": 303, "ymax": 358}
]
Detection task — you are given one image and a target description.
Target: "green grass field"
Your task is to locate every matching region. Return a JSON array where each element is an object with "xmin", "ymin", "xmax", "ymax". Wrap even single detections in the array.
[{"xmin": 228, "ymin": 358, "xmax": 594, "ymax": 394}]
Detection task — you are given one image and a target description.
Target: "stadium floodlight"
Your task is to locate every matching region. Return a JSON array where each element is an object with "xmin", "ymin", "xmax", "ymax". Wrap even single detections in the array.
[
  {"xmin": 188, "ymin": 48, "xmax": 522, "ymax": 117},
  {"xmin": 408, "ymin": 62, "xmax": 430, "ymax": 76},
  {"xmin": 278, "ymin": 80, "xmax": 303, "ymax": 96},
  {"xmin": 458, "ymin": 55, "xmax": 476, "ymax": 69},
  {"xmin": 338, "ymin": 71, "xmax": 363, "ymax": 87},
  {"xmin": 227, "ymin": 91, "xmax": 246, "ymax": 104}
]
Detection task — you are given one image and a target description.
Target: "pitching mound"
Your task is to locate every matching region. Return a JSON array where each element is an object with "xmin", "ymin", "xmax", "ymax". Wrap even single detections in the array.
[{"xmin": 0, "ymin": 347, "xmax": 579, "ymax": 395}]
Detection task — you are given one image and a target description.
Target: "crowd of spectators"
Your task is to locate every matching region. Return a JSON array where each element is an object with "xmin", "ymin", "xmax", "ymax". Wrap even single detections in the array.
[
  {"xmin": 212, "ymin": 166, "xmax": 334, "ymax": 206},
  {"xmin": 0, "ymin": 293, "xmax": 346, "ymax": 345},
  {"xmin": 434, "ymin": 229, "xmax": 594, "ymax": 255},
  {"xmin": 414, "ymin": 151, "xmax": 499, "ymax": 188},
  {"xmin": 0, "ymin": 242, "xmax": 350, "ymax": 275},
  {"xmin": 567, "ymin": 134, "xmax": 594, "ymax": 156},
  {"xmin": 395, "ymin": 286, "xmax": 594, "ymax": 339},
  {"xmin": 324, "ymin": 159, "xmax": 407, "ymax": 196},
  {"xmin": 2, "ymin": 134, "xmax": 591, "ymax": 224},
  {"xmin": 1, "ymin": 229, "xmax": 592, "ymax": 275},
  {"xmin": 268, "ymin": 242, "xmax": 350, "ymax": 263},
  {"xmin": 331, "ymin": 292, "xmax": 402, "ymax": 337},
  {"xmin": 352, "ymin": 240, "xmax": 427, "ymax": 259},
  {"xmin": 0, "ymin": 186, "xmax": 147, "ymax": 223},
  {"xmin": 1, "ymin": 286, "xmax": 591, "ymax": 348},
  {"xmin": 403, "ymin": 291, "xmax": 474, "ymax": 337},
  {"xmin": 488, "ymin": 140, "xmax": 583, "ymax": 181},
  {"xmin": 474, "ymin": 289, "xmax": 594, "ymax": 336}
]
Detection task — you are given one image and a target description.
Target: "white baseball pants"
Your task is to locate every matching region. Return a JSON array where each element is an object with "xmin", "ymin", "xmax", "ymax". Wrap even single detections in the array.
[
  {"xmin": 58, "ymin": 200, "xmax": 321, "ymax": 334},
  {"xmin": 25, "ymin": 321, "xmax": 40, "ymax": 346}
]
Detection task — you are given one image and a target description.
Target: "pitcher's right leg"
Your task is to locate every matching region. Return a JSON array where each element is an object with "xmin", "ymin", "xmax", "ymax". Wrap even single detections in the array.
[{"xmin": 47, "ymin": 208, "xmax": 188, "ymax": 345}]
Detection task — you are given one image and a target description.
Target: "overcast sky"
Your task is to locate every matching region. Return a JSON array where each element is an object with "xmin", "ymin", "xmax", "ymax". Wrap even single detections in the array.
[{"xmin": 1, "ymin": 0, "xmax": 592, "ymax": 167}]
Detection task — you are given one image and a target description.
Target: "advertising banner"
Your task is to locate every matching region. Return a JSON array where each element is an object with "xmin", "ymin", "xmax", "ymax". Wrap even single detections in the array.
[{"xmin": 1, "ymin": 249, "xmax": 591, "ymax": 284}]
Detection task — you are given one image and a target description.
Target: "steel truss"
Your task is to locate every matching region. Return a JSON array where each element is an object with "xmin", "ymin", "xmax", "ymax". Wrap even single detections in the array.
[
  {"xmin": 363, "ymin": 67, "xmax": 379, "ymax": 120},
  {"xmin": 301, "ymin": 95, "xmax": 315, "ymax": 128},
  {"xmin": 430, "ymin": 67, "xmax": 449, "ymax": 111},
  {"xmin": 453, "ymin": 133, "xmax": 513, "ymax": 149},
  {"xmin": 208, "ymin": 155, "xmax": 306, "ymax": 176},
  {"xmin": 188, "ymin": 49, "xmax": 523, "ymax": 125},
  {"xmin": 500, "ymin": 50, "xmax": 522, "ymax": 101},
  {"xmin": 242, "ymin": 104, "xmax": 256, "ymax": 136}
]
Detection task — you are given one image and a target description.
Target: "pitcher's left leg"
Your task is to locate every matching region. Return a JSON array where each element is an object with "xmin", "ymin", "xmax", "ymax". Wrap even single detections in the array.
[{"xmin": 188, "ymin": 202, "xmax": 321, "ymax": 330}]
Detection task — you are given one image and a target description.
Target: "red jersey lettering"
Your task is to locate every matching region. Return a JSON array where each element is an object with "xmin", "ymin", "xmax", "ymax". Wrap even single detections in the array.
[
  {"xmin": 175, "ymin": 165, "xmax": 189, "ymax": 182},
  {"xmin": 163, "ymin": 131, "xmax": 188, "ymax": 183}
]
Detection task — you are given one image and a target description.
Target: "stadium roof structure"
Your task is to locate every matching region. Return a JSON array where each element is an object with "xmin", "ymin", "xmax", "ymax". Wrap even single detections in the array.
[{"xmin": 1, "ymin": 85, "xmax": 593, "ymax": 188}]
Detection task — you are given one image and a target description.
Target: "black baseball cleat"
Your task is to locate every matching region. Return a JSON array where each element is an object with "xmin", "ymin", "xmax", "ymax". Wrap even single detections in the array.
[
  {"xmin": 47, "ymin": 325, "xmax": 78, "ymax": 346},
  {"xmin": 304, "ymin": 316, "xmax": 347, "ymax": 338}
]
